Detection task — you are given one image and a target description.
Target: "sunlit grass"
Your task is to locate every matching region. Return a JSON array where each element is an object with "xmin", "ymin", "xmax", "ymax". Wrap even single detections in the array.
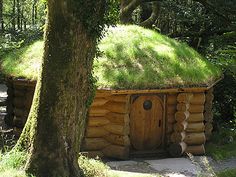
[
  {"xmin": 1, "ymin": 40, "xmax": 43, "ymax": 80},
  {"xmin": 94, "ymin": 25, "xmax": 221, "ymax": 89},
  {"xmin": 1, "ymin": 25, "xmax": 221, "ymax": 89}
]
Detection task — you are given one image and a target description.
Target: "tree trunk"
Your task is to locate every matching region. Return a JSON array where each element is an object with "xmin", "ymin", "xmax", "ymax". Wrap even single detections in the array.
[
  {"xmin": 16, "ymin": 0, "xmax": 20, "ymax": 30},
  {"xmin": 12, "ymin": 0, "xmax": 16, "ymax": 31},
  {"xmin": 0, "ymin": 0, "xmax": 3, "ymax": 32},
  {"xmin": 16, "ymin": 0, "xmax": 107, "ymax": 176}
]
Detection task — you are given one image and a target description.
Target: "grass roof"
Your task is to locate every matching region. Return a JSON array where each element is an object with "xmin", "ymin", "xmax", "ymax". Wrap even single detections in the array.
[{"xmin": 0, "ymin": 25, "xmax": 221, "ymax": 89}]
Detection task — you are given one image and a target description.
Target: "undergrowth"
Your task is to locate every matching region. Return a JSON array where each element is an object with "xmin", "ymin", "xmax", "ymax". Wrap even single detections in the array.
[
  {"xmin": 206, "ymin": 128, "xmax": 236, "ymax": 160},
  {"xmin": 217, "ymin": 168, "xmax": 236, "ymax": 177}
]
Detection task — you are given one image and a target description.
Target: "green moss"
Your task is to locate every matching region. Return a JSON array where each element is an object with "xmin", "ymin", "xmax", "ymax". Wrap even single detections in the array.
[{"xmin": 1, "ymin": 25, "xmax": 222, "ymax": 89}]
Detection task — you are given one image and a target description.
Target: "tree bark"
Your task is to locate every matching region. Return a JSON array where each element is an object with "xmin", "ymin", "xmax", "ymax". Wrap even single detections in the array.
[
  {"xmin": 16, "ymin": 0, "xmax": 20, "ymax": 30},
  {"xmin": 12, "ymin": 0, "xmax": 16, "ymax": 31},
  {"xmin": 0, "ymin": 0, "xmax": 3, "ymax": 32},
  {"xmin": 15, "ymin": 0, "xmax": 107, "ymax": 176}
]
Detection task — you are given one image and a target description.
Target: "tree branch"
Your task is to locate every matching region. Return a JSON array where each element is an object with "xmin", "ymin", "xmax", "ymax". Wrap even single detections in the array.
[
  {"xmin": 193, "ymin": 0, "xmax": 231, "ymax": 24},
  {"xmin": 140, "ymin": 1, "xmax": 161, "ymax": 28}
]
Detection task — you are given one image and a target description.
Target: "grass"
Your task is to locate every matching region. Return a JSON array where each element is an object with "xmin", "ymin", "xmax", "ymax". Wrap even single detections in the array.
[
  {"xmin": 0, "ymin": 150, "xmax": 28, "ymax": 177},
  {"xmin": 217, "ymin": 168, "xmax": 236, "ymax": 177},
  {"xmin": 206, "ymin": 128, "xmax": 236, "ymax": 160},
  {"xmin": 0, "ymin": 150, "xmax": 110, "ymax": 177},
  {"xmin": 0, "ymin": 40, "xmax": 43, "ymax": 80},
  {"xmin": 0, "ymin": 25, "xmax": 222, "ymax": 89}
]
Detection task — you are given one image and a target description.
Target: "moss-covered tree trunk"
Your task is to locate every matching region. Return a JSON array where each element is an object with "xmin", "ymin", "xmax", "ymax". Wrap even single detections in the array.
[{"xmin": 16, "ymin": 0, "xmax": 108, "ymax": 176}]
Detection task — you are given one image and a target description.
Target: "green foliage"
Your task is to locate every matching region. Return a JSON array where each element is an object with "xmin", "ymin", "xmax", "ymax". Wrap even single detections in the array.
[
  {"xmin": 217, "ymin": 168, "xmax": 236, "ymax": 177},
  {"xmin": 78, "ymin": 155, "xmax": 109, "ymax": 177},
  {"xmin": 73, "ymin": 0, "xmax": 118, "ymax": 40},
  {"xmin": 203, "ymin": 31, "xmax": 236, "ymax": 127},
  {"xmin": 206, "ymin": 128, "xmax": 236, "ymax": 160}
]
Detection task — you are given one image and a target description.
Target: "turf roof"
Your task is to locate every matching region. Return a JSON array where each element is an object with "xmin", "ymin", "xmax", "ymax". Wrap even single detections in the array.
[{"xmin": 1, "ymin": 25, "xmax": 221, "ymax": 89}]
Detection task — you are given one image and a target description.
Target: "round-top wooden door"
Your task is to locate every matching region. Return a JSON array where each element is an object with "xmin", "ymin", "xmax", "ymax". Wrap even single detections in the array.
[{"xmin": 130, "ymin": 95, "xmax": 163, "ymax": 150}]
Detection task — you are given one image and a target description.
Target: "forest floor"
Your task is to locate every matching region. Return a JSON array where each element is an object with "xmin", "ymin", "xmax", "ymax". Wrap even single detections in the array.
[{"xmin": 1, "ymin": 84, "xmax": 236, "ymax": 177}]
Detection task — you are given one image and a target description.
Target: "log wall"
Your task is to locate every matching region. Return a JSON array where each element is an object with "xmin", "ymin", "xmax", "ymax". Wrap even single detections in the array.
[
  {"xmin": 5, "ymin": 78, "xmax": 215, "ymax": 158},
  {"xmin": 169, "ymin": 92, "xmax": 206, "ymax": 157},
  {"xmin": 204, "ymin": 88, "xmax": 214, "ymax": 140},
  {"xmin": 166, "ymin": 93, "xmax": 177, "ymax": 145},
  {"xmin": 82, "ymin": 91, "xmax": 130, "ymax": 159}
]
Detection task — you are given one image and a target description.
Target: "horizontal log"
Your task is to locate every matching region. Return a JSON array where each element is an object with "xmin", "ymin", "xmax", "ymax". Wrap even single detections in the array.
[
  {"xmin": 104, "ymin": 124, "xmax": 128, "ymax": 135},
  {"xmin": 83, "ymin": 138, "xmax": 110, "ymax": 151},
  {"xmin": 167, "ymin": 94, "xmax": 177, "ymax": 105},
  {"xmin": 171, "ymin": 132, "xmax": 186, "ymax": 143},
  {"xmin": 95, "ymin": 91, "xmax": 112, "ymax": 98},
  {"xmin": 169, "ymin": 142, "xmax": 187, "ymax": 157},
  {"xmin": 189, "ymin": 105, "xmax": 205, "ymax": 113},
  {"xmin": 177, "ymin": 103, "xmax": 190, "ymax": 111},
  {"xmin": 204, "ymin": 111, "xmax": 213, "ymax": 122},
  {"xmin": 186, "ymin": 122, "xmax": 205, "ymax": 133},
  {"xmin": 86, "ymin": 127, "xmax": 109, "ymax": 138},
  {"xmin": 167, "ymin": 105, "xmax": 177, "ymax": 114},
  {"xmin": 205, "ymin": 122, "xmax": 213, "ymax": 132},
  {"xmin": 105, "ymin": 101, "xmax": 129, "ymax": 114},
  {"xmin": 89, "ymin": 107, "xmax": 109, "ymax": 116},
  {"xmin": 105, "ymin": 112, "xmax": 128, "ymax": 124},
  {"xmin": 185, "ymin": 145, "xmax": 205, "ymax": 155},
  {"xmin": 167, "ymin": 113, "xmax": 175, "ymax": 123},
  {"xmin": 14, "ymin": 89, "xmax": 26, "ymax": 97},
  {"xmin": 177, "ymin": 93, "xmax": 193, "ymax": 103},
  {"xmin": 204, "ymin": 102, "xmax": 213, "ymax": 112},
  {"xmin": 91, "ymin": 98, "xmax": 108, "ymax": 107},
  {"xmin": 12, "ymin": 79, "xmax": 36, "ymax": 87},
  {"xmin": 102, "ymin": 145, "xmax": 129, "ymax": 159},
  {"xmin": 174, "ymin": 121, "xmax": 188, "ymax": 132},
  {"xmin": 13, "ymin": 97, "xmax": 25, "ymax": 108},
  {"xmin": 13, "ymin": 108, "xmax": 27, "ymax": 117},
  {"xmin": 88, "ymin": 117, "xmax": 110, "ymax": 127},
  {"xmin": 24, "ymin": 97, "xmax": 34, "ymax": 109},
  {"xmin": 104, "ymin": 134, "xmax": 130, "ymax": 146},
  {"xmin": 188, "ymin": 113, "xmax": 204, "ymax": 123},
  {"xmin": 108, "ymin": 95, "xmax": 129, "ymax": 103},
  {"xmin": 175, "ymin": 111, "xmax": 189, "ymax": 122},
  {"xmin": 205, "ymin": 131, "xmax": 212, "ymax": 140},
  {"xmin": 205, "ymin": 91, "xmax": 214, "ymax": 103},
  {"xmin": 184, "ymin": 133, "xmax": 206, "ymax": 145},
  {"xmin": 190, "ymin": 93, "xmax": 206, "ymax": 104}
]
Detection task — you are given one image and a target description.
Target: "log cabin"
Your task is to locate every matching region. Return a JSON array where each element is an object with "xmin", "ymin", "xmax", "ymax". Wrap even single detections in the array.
[{"xmin": 2, "ymin": 25, "xmax": 222, "ymax": 159}]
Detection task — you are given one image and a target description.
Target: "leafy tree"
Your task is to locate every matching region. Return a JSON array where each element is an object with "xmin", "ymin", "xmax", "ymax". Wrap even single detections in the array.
[{"xmin": 14, "ymin": 0, "xmax": 112, "ymax": 176}]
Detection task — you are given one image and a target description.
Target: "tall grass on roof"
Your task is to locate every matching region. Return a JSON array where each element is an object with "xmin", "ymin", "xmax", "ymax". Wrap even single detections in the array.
[
  {"xmin": 94, "ymin": 25, "xmax": 221, "ymax": 89},
  {"xmin": 0, "ymin": 25, "xmax": 221, "ymax": 89}
]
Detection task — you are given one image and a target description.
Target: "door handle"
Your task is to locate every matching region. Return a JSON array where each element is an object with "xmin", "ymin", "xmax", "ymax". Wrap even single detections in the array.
[{"xmin": 159, "ymin": 120, "xmax": 161, "ymax": 127}]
